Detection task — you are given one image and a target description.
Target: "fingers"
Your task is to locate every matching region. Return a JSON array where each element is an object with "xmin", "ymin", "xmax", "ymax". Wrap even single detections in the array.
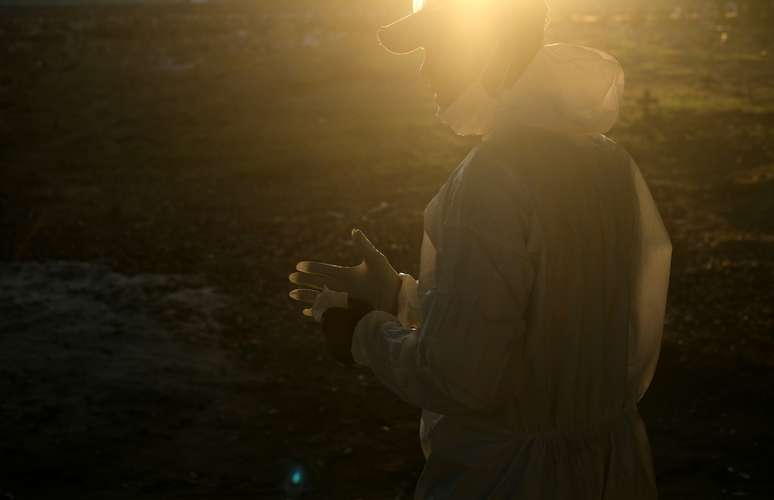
[
  {"xmin": 289, "ymin": 288, "xmax": 319, "ymax": 304},
  {"xmin": 288, "ymin": 289, "xmax": 316, "ymax": 320},
  {"xmin": 296, "ymin": 260, "xmax": 353, "ymax": 278},
  {"xmin": 288, "ymin": 271, "xmax": 345, "ymax": 291}
]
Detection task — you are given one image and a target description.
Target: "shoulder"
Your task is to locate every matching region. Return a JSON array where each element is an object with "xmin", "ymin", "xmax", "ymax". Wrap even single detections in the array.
[
  {"xmin": 450, "ymin": 130, "xmax": 554, "ymax": 212},
  {"xmin": 452, "ymin": 145, "xmax": 527, "ymax": 212},
  {"xmin": 442, "ymin": 143, "xmax": 534, "ymax": 247}
]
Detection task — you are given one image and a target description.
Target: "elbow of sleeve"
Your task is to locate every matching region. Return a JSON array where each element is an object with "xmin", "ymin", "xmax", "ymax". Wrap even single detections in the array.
[
  {"xmin": 429, "ymin": 369, "xmax": 505, "ymax": 414},
  {"xmin": 463, "ymin": 393, "xmax": 499, "ymax": 413},
  {"xmin": 450, "ymin": 388, "xmax": 502, "ymax": 414},
  {"xmin": 420, "ymin": 330, "xmax": 516, "ymax": 414}
]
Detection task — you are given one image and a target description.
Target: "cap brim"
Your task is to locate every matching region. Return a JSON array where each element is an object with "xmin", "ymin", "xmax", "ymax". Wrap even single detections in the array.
[{"xmin": 377, "ymin": 10, "xmax": 433, "ymax": 55}]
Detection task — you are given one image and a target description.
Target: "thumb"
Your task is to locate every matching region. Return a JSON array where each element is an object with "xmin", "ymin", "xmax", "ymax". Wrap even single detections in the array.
[{"xmin": 352, "ymin": 228, "xmax": 381, "ymax": 261}]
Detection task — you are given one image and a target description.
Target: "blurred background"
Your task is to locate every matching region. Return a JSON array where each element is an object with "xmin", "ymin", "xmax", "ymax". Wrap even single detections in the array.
[{"xmin": 0, "ymin": 0, "xmax": 772, "ymax": 498}]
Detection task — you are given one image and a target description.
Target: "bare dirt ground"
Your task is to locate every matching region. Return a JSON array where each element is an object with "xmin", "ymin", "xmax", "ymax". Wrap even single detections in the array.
[{"xmin": 0, "ymin": 4, "xmax": 772, "ymax": 499}]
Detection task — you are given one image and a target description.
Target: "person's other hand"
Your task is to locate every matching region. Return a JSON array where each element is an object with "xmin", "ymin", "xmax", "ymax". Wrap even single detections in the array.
[
  {"xmin": 287, "ymin": 290, "xmax": 372, "ymax": 365},
  {"xmin": 288, "ymin": 286, "xmax": 346, "ymax": 321},
  {"xmin": 318, "ymin": 298, "xmax": 373, "ymax": 365},
  {"xmin": 289, "ymin": 229, "xmax": 401, "ymax": 315}
]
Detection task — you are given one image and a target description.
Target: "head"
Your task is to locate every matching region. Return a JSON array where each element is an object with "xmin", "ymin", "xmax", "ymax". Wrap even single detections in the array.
[{"xmin": 378, "ymin": 0, "xmax": 548, "ymax": 112}]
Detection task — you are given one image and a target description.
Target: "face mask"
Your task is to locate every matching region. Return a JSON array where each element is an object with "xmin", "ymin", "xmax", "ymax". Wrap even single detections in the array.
[{"xmin": 437, "ymin": 79, "xmax": 501, "ymax": 136}]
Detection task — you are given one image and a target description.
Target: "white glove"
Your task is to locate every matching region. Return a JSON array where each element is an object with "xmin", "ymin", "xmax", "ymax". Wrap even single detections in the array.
[
  {"xmin": 289, "ymin": 285, "xmax": 348, "ymax": 321},
  {"xmin": 289, "ymin": 229, "xmax": 401, "ymax": 316},
  {"xmin": 315, "ymin": 286, "xmax": 348, "ymax": 322}
]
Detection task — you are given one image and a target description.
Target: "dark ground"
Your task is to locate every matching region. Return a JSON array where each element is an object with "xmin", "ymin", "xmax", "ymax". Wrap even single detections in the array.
[{"xmin": 0, "ymin": 4, "xmax": 773, "ymax": 499}]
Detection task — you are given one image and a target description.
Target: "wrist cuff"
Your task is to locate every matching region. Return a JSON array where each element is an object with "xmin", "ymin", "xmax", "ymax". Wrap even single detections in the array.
[{"xmin": 396, "ymin": 273, "xmax": 419, "ymax": 327}]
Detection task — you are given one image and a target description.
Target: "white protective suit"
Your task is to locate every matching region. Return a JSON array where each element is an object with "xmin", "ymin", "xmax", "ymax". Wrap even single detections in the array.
[{"xmin": 351, "ymin": 43, "xmax": 672, "ymax": 499}]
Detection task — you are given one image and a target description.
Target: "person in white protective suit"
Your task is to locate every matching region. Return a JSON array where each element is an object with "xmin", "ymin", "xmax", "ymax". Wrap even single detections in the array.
[{"xmin": 289, "ymin": 0, "xmax": 672, "ymax": 498}]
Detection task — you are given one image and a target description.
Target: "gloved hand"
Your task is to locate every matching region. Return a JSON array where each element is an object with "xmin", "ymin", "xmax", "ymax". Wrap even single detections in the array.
[
  {"xmin": 289, "ymin": 228, "xmax": 401, "ymax": 315},
  {"xmin": 288, "ymin": 284, "xmax": 372, "ymax": 364}
]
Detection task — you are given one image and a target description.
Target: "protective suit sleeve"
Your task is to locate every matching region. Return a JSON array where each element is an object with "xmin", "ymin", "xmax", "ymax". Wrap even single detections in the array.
[
  {"xmin": 628, "ymin": 160, "xmax": 672, "ymax": 401},
  {"xmin": 352, "ymin": 158, "xmax": 534, "ymax": 414}
]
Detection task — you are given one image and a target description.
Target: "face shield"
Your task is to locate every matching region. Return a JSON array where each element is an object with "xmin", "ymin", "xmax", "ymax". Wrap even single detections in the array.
[
  {"xmin": 378, "ymin": 0, "xmax": 546, "ymax": 55},
  {"xmin": 377, "ymin": 0, "xmax": 548, "ymax": 136}
]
